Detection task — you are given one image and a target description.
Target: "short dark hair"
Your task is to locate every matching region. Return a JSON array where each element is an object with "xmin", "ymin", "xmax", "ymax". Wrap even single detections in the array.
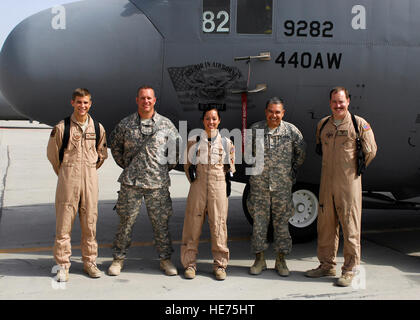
[
  {"xmin": 265, "ymin": 97, "xmax": 285, "ymax": 109},
  {"xmin": 201, "ymin": 106, "xmax": 221, "ymax": 120},
  {"xmin": 137, "ymin": 85, "xmax": 155, "ymax": 97},
  {"xmin": 329, "ymin": 86, "xmax": 350, "ymax": 100},
  {"xmin": 72, "ymin": 88, "xmax": 91, "ymax": 101}
]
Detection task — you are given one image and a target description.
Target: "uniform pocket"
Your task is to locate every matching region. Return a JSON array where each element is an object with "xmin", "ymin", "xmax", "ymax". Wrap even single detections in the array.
[
  {"xmin": 60, "ymin": 161, "xmax": 74, "ymax": 167},
  {"xmin": 246, "ymin": 192, "xmax": 255, "ymax": 219},
  {"xmin": 342, "ymin": 140, "xmax": 356, "ymax": 164},
  {"xmin": 343, "ymin": 139, "xmax": 355, "ymax": 150},
  {"xmin": 210, "ymin": 147, "xmax": 224, "ymax": 165},
  {"xmin": 159, "ymin": 189, "xmax": 173, "ymax": 218},
  {"xmin": 115, "ymin": 186, "xmax": 129, "ymax": 215},
  {"xmin": 279, "ymin": 139, "xmax": 292, "ymax": 151},
  {"xmin": 85, "ymin": 140, "xmax": 98, "ymax": 164},
  {"xmin": 62, "ymin": 141, "xmax": 78, "ymax": 162}
]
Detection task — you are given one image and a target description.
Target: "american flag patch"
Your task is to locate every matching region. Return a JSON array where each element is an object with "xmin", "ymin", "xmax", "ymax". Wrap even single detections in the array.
[{"xmin": 363, "ymin": 123, "xmax": 371, "ymax": 131}]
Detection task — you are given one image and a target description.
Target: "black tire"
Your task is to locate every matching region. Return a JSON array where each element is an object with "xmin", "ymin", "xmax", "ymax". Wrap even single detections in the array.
[
  {"xmin": 241, "ymin": 182, "xmax": 319, "ymax": 244},
  {"xmin": 242, "ymin": 183, "xmax": 253, "ymax": 225},
  {"xmin": 289, "ymin": 215, "xmax": 317, "ymax": 243}
]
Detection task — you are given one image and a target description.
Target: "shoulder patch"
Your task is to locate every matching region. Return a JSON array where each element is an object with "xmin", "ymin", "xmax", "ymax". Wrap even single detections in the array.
[
  {"xmin": 50, "ymin": 127, "xmax": 57, "ymax": 137},
  {"xmin": 362, "ymin": 123, "xmax": 371, "ymax": 131}
]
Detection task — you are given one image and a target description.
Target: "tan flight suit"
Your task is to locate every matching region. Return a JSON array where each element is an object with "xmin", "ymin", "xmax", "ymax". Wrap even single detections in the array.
[
  {"xmin": 181, "ymin": 131, "xmax": 235, "ymax": 271},
  {"xmin": 47, "ymin": 114, "xmax": 108, "ymax": 269},
  {"xmin": 316, "ymin": 111, "xmax": 377, "ymax": 274}
]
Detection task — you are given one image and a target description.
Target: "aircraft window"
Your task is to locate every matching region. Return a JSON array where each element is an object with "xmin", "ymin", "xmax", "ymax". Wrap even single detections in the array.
[
  {"xmin": 202, "ymin": 0, "xmax": 230, "ymax": 34},
  {"xmin": 237, "ymin": 0, "xmax": 272, "ymax": 34}
]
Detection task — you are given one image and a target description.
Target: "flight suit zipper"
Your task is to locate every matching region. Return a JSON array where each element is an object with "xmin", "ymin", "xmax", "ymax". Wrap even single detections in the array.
[{"xmin": 80, "ymin": 126, "xmax": 83, "ymax": 187}]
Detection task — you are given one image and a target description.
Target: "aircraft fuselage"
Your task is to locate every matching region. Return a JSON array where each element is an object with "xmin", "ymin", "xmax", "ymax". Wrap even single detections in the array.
[{"xmin": 0, "ymin": 0, "xmax": 419, "ymax": 199}]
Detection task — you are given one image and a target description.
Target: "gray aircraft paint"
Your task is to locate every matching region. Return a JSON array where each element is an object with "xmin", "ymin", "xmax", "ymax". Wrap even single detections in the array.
[
  {"xmin": 0, "ymin": 91, "xmax": 26, "ymax": 120},
  {"xmin": 0, "ymin": 0, "xmax": 419, "ymax": 199}
]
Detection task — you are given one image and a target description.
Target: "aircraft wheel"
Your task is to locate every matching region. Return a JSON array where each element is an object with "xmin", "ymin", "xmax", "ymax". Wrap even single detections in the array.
[
  {"xmin": 242, "ymin": 183, "xmax": 318, "ymax": 243},
  {"xmin": 242, "ymin": 183, "xmax": 253, "ymax": 225},
  {"xmin": 289, "ymin": 187, "xmax": 319, "ymax": 243}
]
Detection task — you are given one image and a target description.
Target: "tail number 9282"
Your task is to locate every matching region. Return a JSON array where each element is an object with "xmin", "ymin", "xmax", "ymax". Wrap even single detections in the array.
[{"xmin": 284, "ymin": 20, "xmax": 334, "ymax": 38}]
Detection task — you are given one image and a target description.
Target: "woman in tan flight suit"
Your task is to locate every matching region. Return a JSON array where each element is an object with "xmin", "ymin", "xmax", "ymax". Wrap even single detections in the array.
[{"xmin": 180, "ymin": 107, "xmax": 235, "ymax": 281}]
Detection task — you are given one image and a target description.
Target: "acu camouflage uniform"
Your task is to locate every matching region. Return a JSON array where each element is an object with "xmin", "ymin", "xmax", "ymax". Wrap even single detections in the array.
[
  {"xmin": 109, "ymin": 111, "xmax": 181, "ymax": 260},
  {"xmin": 247, "ymin": 120, "xmax": 306, "ymax": 255}
]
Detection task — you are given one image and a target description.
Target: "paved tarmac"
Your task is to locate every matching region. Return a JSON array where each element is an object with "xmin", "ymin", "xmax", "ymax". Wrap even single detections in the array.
[{"xmin": 1, "ymin": 121, "xmax": 420, "ymax": 302}]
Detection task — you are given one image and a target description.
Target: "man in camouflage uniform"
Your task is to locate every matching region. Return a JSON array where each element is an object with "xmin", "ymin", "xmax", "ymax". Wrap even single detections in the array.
[
  {"xmin": 107, "ymin": 86, "xmax": 181, "ymax": 276},
  {"xmin": 247, "ymin": 97, "xmax": 306, "ymax": 276}
]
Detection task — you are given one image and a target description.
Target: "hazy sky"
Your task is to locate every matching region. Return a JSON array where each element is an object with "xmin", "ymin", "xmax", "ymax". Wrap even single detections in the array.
[{"xmin": 0, "ymin": 0, "xmax": 78, "ymax": 49}]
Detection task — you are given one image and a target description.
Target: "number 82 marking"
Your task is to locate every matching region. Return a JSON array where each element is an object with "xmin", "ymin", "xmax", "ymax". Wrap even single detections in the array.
[{"xmin": 203, "ymin": 10, "xmax": 230, "ymax": 33}]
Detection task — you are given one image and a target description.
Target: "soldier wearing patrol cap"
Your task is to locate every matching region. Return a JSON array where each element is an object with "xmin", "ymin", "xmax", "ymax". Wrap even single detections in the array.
[
  {"xmin": 247, "ymin": 97, "xmax": 306, "ymax": 277},
  {"xmin": 305, "ymin": 87, "xmax": 377, "ymax": 287},
  {"xmin": 181, "ymin": 107, "xmax": 235, "ymax": 281},
  {"xmin": 47, "ymin": 88, "xmax": 108, "ymax": 282},
  {"xmin": 108, "ymin": 85, "xmax": 181, "ymax": 277}
]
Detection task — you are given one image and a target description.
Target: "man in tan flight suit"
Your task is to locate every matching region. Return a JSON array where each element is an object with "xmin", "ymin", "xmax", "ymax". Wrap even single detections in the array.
[
  {"xmin": 47, "ymin": 88, "xmax": 108, "ymax": 282},
  {"xmin": 305, "ymin": 87, "xmax": 377, "ymax": 287}
]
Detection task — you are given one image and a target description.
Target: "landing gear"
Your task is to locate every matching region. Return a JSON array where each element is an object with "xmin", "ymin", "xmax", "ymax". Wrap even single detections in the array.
[
  {"xmin": 242, "ymin": 183, "xmax": 319, "ymax": 243},
  {"xmin": 289, "ymin": 186, "xmax": 319, "ymax": 243}
]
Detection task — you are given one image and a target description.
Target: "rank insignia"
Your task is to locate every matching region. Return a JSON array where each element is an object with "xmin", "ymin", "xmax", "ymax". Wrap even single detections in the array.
[{"xmin": 337, "ymin": 130, "xmax": 348, "ymax": 136}]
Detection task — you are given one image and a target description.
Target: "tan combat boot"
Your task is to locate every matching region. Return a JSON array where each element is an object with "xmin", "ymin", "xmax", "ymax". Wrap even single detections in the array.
[
  {"xmin": 336, "ymin": 273, "xmax": 354, "ymax": 287},
  {"xmin": 160, "ymin": 259, "xmax": 178, "ymax": 276},
  {"xmin": 214, "ymin": 267, "xmax": 227, "ymax": 281},
  {"xmin": 275, "ymin": 253, "xmax": 290, "ymax": 277},
  {"xmin": 184, "ymin": 266, "xmax": 196, "ymax": 279},
  {"xmin": 108, "ymin": 259, "xmax": 124, "ymax": 276},
  {"xmin": 84, "ymin": 263, "xmax": 102, "ymax": 278},
  {"xmin": 305, "ymin": 265, "xmax": 336, "ymax": 278},
  {"xmin": 249, "ymin": 252, "xmax": 267, "ymax": 275},
  {"xmin": 56, "ymin": 267, "xmax": 69, "ymax": 282}
]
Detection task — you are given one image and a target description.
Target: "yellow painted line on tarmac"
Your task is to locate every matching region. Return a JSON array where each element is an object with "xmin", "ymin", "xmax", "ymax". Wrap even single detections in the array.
[
  {"xmin": 0, "ymin": 246, "xmax": 53, "ymax": 254},
  {"xmin": 0, "ymin": 236, "xmax": 251, "ymax": 254},
  {"xmin": 2, "ymin": 227, "xmax": 420, "ymax": 254},
  {"xmin": 362, "ymin": 227, "xmax": 420, "ymax": 235}
]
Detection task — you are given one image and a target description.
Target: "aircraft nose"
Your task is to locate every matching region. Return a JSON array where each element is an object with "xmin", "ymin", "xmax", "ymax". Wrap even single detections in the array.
[
  {"xmin": 0, "ymin": 91, "xmax": 27, "ymax": 120},
  {"xmin": 0, "ymin": 0, "xmax": 163, "ymax": 130}
]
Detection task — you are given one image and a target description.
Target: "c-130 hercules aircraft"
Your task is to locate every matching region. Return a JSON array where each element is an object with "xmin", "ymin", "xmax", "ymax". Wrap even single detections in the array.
[{"xmin": 1, "ymin": 0, "xmax": 419, "ymax": 242}]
